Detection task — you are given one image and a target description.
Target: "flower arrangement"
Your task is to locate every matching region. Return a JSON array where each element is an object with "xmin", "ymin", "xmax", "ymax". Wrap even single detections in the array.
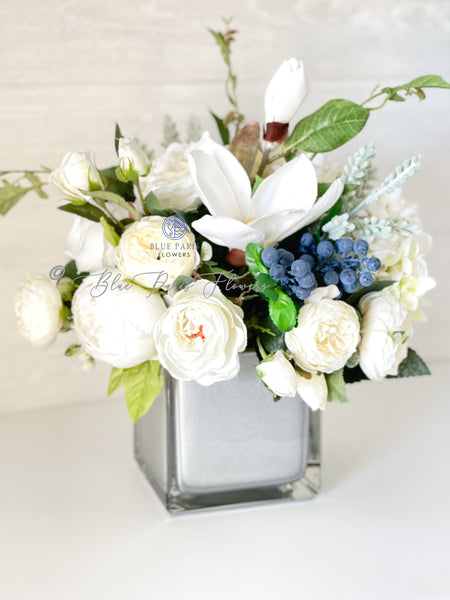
[{"xmin": 4, "ymin": 24, "xmax": 449, "ymax": 421}]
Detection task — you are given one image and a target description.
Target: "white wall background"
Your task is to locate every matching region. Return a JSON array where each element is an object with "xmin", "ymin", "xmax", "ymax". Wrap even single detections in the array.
[{"xmin": 0, "ymin": 0, "xmax": 449, "ymax": 413}]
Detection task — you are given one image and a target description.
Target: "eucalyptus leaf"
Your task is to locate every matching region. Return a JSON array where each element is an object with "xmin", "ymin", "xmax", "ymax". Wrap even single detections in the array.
[
  {"xmin": 326, "ymin": 369, "xmax": 349, "ymax": 403},
  {"xmin": 107, "ymin": 360, "xmax": 163, "ymax": 422},
  {"xmin": 286, "ymin": 99, "xmax": 370, "ymax": 153}
]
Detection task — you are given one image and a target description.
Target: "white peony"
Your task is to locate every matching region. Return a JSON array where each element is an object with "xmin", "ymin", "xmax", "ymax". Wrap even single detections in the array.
[
  {"xmin": 154, "ymin": 279, "xmax": 247, "ymax": 385},
  {"xmin": 115, "ymin": 215, "xmax": 200, "ymax": 290},
  {"xmin": 64, "ymin": 204, "xmax": 128, "ymax": 273},
  {"xmin": 15, "ymin": 274, "xmax": 63, "ymax": 348},
  {"xmin": 256, "ymin": 350, "xmax": 327, "ymax": 410},
  {"xmin": 358, "ymin": 288, "xmax": 413, "ymax": 381},
  {"xmin": 72, "ymin": 270, "xmax": 166, "ymax": 368},
  {"xmin": 118, "ymin": 137, "xmax": 150, "ymax": 179},
  {"xmin": 140, "ymin": 143, "xmax": 201, "ymax": 212},
  {"xmin": 285, "ymin": 285, "xmax": 360, "ymax": 374},
  {"xmin": 49, "ymin": 151, "xmax": 103, "ymax": 204}
]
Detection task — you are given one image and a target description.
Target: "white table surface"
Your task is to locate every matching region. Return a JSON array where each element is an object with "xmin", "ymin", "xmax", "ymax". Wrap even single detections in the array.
[{"xmin": 1, "ymin": 364, "xmax": 449, "ymax": 600}]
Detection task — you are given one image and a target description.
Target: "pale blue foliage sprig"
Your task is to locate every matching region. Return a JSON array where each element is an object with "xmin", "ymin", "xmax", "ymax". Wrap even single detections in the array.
[
  {"xmin": 348, "ymin": 154, "xmax": 422, "ymax": 219},
  {"xmin": 342, "ymin": 142, "xmax": 375, "ymax": 186},
  {"xmin": 352, "ymin": 216, "xmax": 422, "ymax": 238}
]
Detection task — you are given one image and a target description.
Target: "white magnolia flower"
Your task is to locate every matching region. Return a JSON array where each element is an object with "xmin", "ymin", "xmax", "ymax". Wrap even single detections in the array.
[
  {"xmin": 64, "ymin": 205, "xmax": 128, "ymax": 273},
  {"xmin": 188, "ymin": 133, "xmax": 343, "ymax": 250},
  {"xmin": 256, "ymin": 350, "xmax": 327, "ymax": 410},
  {"xmin": 72, "ymin": 270, "xmax": 166, "ymax": 368},
  {"xmin": 118, "ymin": 137, "xmax": 150, "ymax": 178},
  {"xmin": 115, "ymin": 216, "xmax": 200, "ymax": 290},
  {"xmin": 15, "ymin": 274, "xmax": 63, "ymax": 348},
  {"xmin": 140, "ymin": 143, "xmax": 201, "ymax": 212},
  {"xmin": 285, "ymin": 285, "xmax": 360, "ymax": 374},
  {"xmin": 264, "ymin": 58, "xmax": 308, "ymax": 125},
  {"xmin": 359, "ymin": 288, "xmax": 413, "ymax": 381},
  {"xmin": 49, "ymin": 151, "xmax": 103, "ymax": 204},
  {"xmin": 154, "ymin": 279, "xmax": 247, "ymax": 385}
]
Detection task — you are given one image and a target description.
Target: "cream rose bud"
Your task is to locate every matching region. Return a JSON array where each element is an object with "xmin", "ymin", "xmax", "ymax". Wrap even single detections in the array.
[
  {"xmin": 285, "ymin": 285, "xmax": 360, "ymax": 374},
  {"xmin": 117, "ymin": 137, "xmax": 150, "ymax": 179},
  {"xmin": 115, "ymin": 216, "xmax": 200, "ymax": 290},
  {"xmin": 49, "ymin": 151, "xmax": 103, "ymax": 204},
  {"xmin": 296, "ymin": 372, "xmax": 328, "ymax": 411},
  {"xmin": 256, "ymin": 350, "xmax": 298, "ymax": 397},
  {"xmin": 154, "ymin": 279, "xmax": 247, "ymax": 385},
  {"xmin": 264, "ymin": 58, "xmax": 307, "ymax": 137},
  {"xmin": 359, "ymin": 288, "xmax": 413, "ymax": 381},
  {"xmin": 140, "ymin": 143, "xmax": 201, "ymax": 212},
  {"xmin": 72, "ymin": 270, "xmax": 166, "ymax": 368},
  {"xmin": 15, "ymin": 274, "xmax": 63, "ymax": 348}
]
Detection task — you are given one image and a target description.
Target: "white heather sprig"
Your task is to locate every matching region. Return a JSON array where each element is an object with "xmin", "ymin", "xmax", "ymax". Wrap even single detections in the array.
[
  {"xmin": 322, "ymin": 213, "xmax": 355, "ymax": 240},
  {"xmin": 352, "ymin": 216, "xmax": 422, "ymax": 238},
  {"xmin": 348, "ymin": 154, "xmax": 422, "ymax": 218}
]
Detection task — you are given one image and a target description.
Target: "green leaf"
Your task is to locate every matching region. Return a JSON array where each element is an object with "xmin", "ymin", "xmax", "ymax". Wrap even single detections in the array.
[
  {"xmin": 245, "ymin": 242, "xmax": 269, "ymax": 276},
  {"xmin": 0, "ymin": 184, "xmax": 29, "ymax": 215},
  {"xmin": 346, "ymin": 280, "xmax": 395, "ymax": 306},
  {"xmin": 326, "ymin": 369, "xmax": 349, "ymax": 403},
  {"xmin": 100, "ymin": 216, "xmax": 120, "ymax": 247},
  {"xmin": 252, "ymin": 175, "xmax": 263, "ymax": 195},
  {"xmin": 210, "ymin": 111, "xmax": 230, "ymax": 145},
  {"xmin": 100, "ymin": 167, "xmax": 135, "ymax": 203},
  {"xmin": 144, "ymin": 191, "xmax": 172, "ymax": 217},
  {"xmin": 268, "ymin": 289, "xmax": 297, "ymax": 332},
  {"xmin": 254, "ymin": 273, "xmax": 279, "ymax": 302},
  {"xmin": 387, "ymin": 348, "xmax": 430, "ymax": 379},
  {"xmin": 58, "ymin": 202, "xmax": 112, "ymax": 224},
  {"xmin": 63, "ymin": 259, "xmax": 78, "ymax": 280},
  {"xmin": 114, "ymin": 123, "xmax": 123, "ymax": 155},
  {"xmin": 258, "ymin": 317, "xmax": 286, "ymax": 354},
  {"xmin": 286, "ymin": 99, "xmax": 370, "ymax": 153},
  {"xmin": 24, "ymin": 172, "xmax": 48, "ymax": 198},
  {"xmin": 402, "ymin": 75, "xmax": 450, "ymax": 90},
  {"xmin": 89, "ymin": 190, "xmax": 139, "ymax": 220},
  {"xmin": 208, "ymin": 29, "xmax": 230, "ymax": 66},
  {"xmin": 107, "ymin": 360, "xmax": 164, "ymax": 422}
]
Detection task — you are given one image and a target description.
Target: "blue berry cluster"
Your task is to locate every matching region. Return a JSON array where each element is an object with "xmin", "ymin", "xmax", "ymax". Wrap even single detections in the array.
[{"xmin": 261, "ymin": 232, "xmax": 381, "ymax": 301}]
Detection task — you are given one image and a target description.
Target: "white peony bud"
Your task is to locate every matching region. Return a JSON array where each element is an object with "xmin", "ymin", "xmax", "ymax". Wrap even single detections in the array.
[
  {"xmin": 154, "ymin": 279, "xmax": 247, "ymax": 385},
  {"xmin": 256, "ymin": 350, "xmax": 298, "ymax": 397},
  {"xmin": 285, "ymin": 285, "xmax": 360, "ymax": 374},
  {"xmin": 71, "ymin": 270, "xmax": 166, "ymax": 369},
  {"xmin": 117, "ymin": 137, "xmax": 150, "ymax": 179},
  {"xmin": 49, "ymin": 151, "xmax": 103, "ymax": 204},
  {"xmin": 140, "ymin": 143, "xmax": 201, "ymax": 212},
  {"xmin": 15, "ymin": 274, "xmax": 63, "ymax": 348},
  {"xmin": 115, "ymin": 215, "xmax": 200, "ymax": 290},
  {"xmin": 264, "ymin": 58, "xmax": 308, "ymax": 142},
  {"xmin": 358, "ymin": 288, "xmax": 413, "ymax": 381}
]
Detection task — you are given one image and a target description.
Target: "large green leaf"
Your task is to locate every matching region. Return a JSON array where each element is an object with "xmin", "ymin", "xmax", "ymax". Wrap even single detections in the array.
[
  {"xmin": 269, "ymin": 289, "xmax": 297, "ymax": 332},
  {"xmin": 387, "ymin": 348, "xmax": 430, "ymax": 378},
  {"xmin": 396, "ymin": 75, "xmax": 450, "ymax": 90},
  {"xmin": 108, "ymin": 360, "xmax": 163, "ymax": 422},
  {"xmin": 286, "ymin": 99, "xmax": 370, "ymax": 153},
  {"xmin": 58, "ymin": 202, "xmax": 112, "ymax": 224}
]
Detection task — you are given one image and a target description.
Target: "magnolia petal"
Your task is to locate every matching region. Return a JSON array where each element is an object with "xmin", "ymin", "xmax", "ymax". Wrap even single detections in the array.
[
  {"xmin": 187, "ymin": 132, "xmax": 252, "ymax": 221},
  {"xmin": 249, "ymin": 209, "xmax": 308, "ymax": 247},
  {"xmin": 191, "ymin": 214, "xmax": 264, "ymax": 250},
  {"xmin": 250, "ymin": 154, "xmax": 317, "ymax": 219},
  {"xmin": 296, "ymin": 372, "xmax": 327, "ymax": 411},
  {"xmin": 295, "ymin": 178, "xmax": 345, "ymax": 230}
]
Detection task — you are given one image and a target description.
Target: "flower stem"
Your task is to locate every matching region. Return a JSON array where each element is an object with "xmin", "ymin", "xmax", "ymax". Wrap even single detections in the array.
[
  {"xmin": 136, "ymin": 180, "xmax": 149, "ymax": 216},
  {"xmin": 93, "ymin": 199, "xmax": 125, "ymax": 231},
  {"xmin": 256, "ymin": 336, "xmax": 268, "ymax": 360}
]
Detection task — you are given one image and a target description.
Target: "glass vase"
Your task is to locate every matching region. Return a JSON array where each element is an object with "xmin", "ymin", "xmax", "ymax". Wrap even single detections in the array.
[{"xmin": 134, "ymin": 352, "xmax": 320, "ymax": 513}]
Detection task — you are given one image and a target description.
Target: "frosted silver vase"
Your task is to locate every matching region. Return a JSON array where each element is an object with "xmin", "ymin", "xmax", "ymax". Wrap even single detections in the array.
[{"xmin": 134, "ymin": 352, "xmax": 320, "ymax": 513}]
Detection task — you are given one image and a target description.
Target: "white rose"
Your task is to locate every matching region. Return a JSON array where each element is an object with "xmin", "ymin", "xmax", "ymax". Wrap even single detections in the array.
[
  {"xmin": 49, "ymin": 151, "xmax": 103, "ymax": 203},
  {"xmin": 285, "ymin": 285, "xmax": 360, "ymax": 374},
  {"xmin": 115, "ymin": 215, "xmax": 200, "ymax": 290},
  {"xmin": 256, "ymin": 350, "xmax": 299, "ymax": 397},
  {"xmin": 359, "ymin": 288, "xmax": 413, "ymax": 381},
  {"xmin": 256, "ymin": 350, "xmax": 327, "ymax": 411},
  {"xmin": 118, "ymin": 137, "xmax": 150, "ymax": 179},
  {"xmin": 72, "ymin": 270, "xmax": 166, "ymax": 368},
  {"xmin": 140, "ymin": 143, "xmax": 201, "ymax": 212},
  {"xmin": 264, "ymin": 58, "xmax": 308, "ymax": 125},
  {"xmin": 15, "ymin": 274, "xmax": 63, "ymax": 348},
  {"xmin": 64, "ymin": 204, "xmax": 128, "ymax": 273},
  {"xmin": 154, "ymin": 279, "xmax": 247, "ymax": 385}
]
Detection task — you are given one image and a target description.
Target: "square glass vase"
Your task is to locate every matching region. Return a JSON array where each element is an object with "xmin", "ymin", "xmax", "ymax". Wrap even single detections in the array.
[{"xmin": 134, "ymin": 352, "xmax": 320, "ymax": 513}]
